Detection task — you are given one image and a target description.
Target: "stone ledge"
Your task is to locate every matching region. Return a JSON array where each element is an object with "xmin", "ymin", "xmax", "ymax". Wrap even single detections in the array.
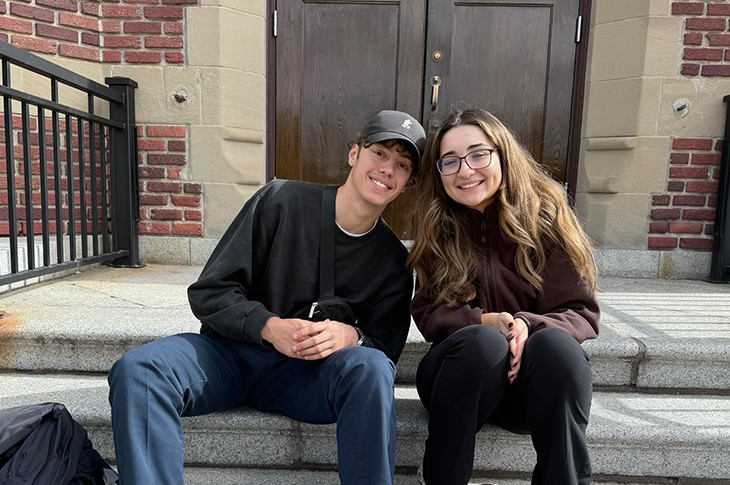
[
  {"xmin": 3, "ymin": 266, "xmax": 729, "ymax": 391},
  {"xmin": 140, "ymin": 237, "xmax": 716, "ymax": 280},
  {"xmin": 1, "ymin": 374, "xmax": 728, "ymax": 481}
]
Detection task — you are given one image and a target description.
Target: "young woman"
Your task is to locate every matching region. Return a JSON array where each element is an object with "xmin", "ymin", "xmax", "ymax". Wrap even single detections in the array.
[{"xmin": 407, "ymin": 108, "xmax": 600, "ymax": 485}]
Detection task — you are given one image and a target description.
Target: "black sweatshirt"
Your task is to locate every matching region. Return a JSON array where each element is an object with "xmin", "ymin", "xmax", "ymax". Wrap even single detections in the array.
[{"xmin": 188, "ymin": 180, "xmax": 414, "ymax": 363}]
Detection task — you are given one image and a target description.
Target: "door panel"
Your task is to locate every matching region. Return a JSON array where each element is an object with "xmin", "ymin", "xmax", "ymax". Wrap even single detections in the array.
[
  {"xmin": 275, "ymin": 0, "xmax": 426, "ymax": 237},
  {"xmin": 424, "ymin": 0, "xmax": 578, "ymax": 181},
  {"xmin": 273, "ymin": 0, "xmax": 580, "ymax": 237}
]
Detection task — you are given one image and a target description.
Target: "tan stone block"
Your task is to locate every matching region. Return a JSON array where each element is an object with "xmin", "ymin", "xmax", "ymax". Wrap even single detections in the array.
[
  {"xmin": 187, "ymin": 7, "xmax": 219, "ymax": 67},
  {"xmin": 658, "ymin": 79, "xmax": 729, "ymax": 139},
  {"xmin": 189, "ymin": 124, "xmax": 266, "ymax": 185},
  {"xmin": 589, "ymin": 18, "xmax": 649, "ymax": 81},
  {"xmin": 13, "ymin": 69, "xmax": 60, "ymax": 110},
  {"xmin": 648, "ymin": 0, "xmax": 671, "ymax": 16},
  {"xmin": 220, "ymin": 11, "xmax": 265, "ymax": 73},
  {"xmin": 40, "ymin": 55, "xmax": 106, "ymax": 115},
  {"xmin": 47, "ymin": 54, "xmax": 103, "ymax": 80},
  {"xmin": 583, "ymin": 77, "xmax": 662, "ymax": 137},
  {"xmin": 102, "ymin": 65, "xmax": 166, "ymax": 124},
  {"xmin": 644, "ymin": 16, "xmax": 684, "ymax": 77},
  {"xmin": 199, "ymin": 0, "xmax": 265, "ymax": 17},
  {"xmin": 592, "ymin": 0, "xmax": 668, "ymax": 25},
  {"xmin": 574, "ymin": 192, "xmax": 651, "ymax": 248},
  {"xmin": 201, "ymin": 182, "xmax": 262, "ymax": 237},
  {"xmin": 163, "ymin": 67, "xmax": 204, "ymax": 125},
  {"xmin": 578, "ymin": 136, "xmax": 669, "ymax": 194},
  {"xmin": 188, "ymin": 6, "xmax": 265, "ymax": 73},
  {"xmin": 102, "ymin": 65, "xmax": 203, "ymax": 125},
  {"xmin": 200, "ymin": 68, "xmax": 265, "ymax": 129},
  {"xmin": 588, "ymin": 16, "xmax": 681, "ymax": 81}
]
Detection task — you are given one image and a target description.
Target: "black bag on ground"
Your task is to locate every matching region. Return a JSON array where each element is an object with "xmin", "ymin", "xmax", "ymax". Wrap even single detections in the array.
[{"xmin": 0, "ymin": 402, "xmax": 118, "ymax": 485}]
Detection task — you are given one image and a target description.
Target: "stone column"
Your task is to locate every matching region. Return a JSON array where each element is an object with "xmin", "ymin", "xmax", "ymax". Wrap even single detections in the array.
[{"xmin": 576, "ymin": 0, "xmax": 680, "ymax": 249}]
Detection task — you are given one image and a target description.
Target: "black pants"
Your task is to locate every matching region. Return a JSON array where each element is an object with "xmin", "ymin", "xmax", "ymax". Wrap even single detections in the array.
[{"xmin": 416, "ymin": 325, "xmax": 593, "ymax": 485}]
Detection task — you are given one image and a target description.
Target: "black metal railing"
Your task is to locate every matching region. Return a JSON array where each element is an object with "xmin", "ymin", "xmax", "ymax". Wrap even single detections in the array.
[
  {"xmin": 709, "ymin": 95, "xmax": 730, "ymax": 283},
  {"xmin": 0, "ymin": 41, "xmax": 141, "ymax": 287}
]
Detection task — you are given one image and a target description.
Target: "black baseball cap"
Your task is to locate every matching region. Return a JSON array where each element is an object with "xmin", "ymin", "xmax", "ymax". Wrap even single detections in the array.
[{"xmin": 360, "ymin": 110, "xmax": 427, "ymax": 172}]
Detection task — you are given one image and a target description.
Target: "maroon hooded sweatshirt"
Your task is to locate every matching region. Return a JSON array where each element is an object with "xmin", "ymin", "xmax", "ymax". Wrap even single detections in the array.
[{"xmin": 411, "ymin": 203, "xmax": 600, "ymax": 345}]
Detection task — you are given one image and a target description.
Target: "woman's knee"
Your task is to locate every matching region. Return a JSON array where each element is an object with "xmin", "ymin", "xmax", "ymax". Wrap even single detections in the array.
[
  {"xmin": 524, "ymin": 328, "xmax": 592, "ymax": 388},
  {"xmin": 449, "ymin": 325, "xmax": 509, "ymax": 365},
  {"xmin": 418, "ymin": 325, "xmax": 509, "ymax": 388}
]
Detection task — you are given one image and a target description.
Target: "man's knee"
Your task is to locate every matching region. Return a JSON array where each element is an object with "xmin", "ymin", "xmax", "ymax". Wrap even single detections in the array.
[
  {"xmin": 108, "ymin": 339, "xmax": 180, "ymax": 395},
  {"xmin": 334, "ymin": 347, "xmax": 396, "ymax": 390}
]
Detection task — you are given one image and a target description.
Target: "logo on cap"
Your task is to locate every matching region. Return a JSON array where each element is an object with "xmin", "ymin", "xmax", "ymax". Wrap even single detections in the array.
[{"xmin": 402, "ymin": 119, "xmax": 412, "ymax": 130}]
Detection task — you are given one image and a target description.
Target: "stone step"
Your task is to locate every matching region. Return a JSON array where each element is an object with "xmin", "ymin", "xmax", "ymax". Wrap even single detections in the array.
[
  {"xmin": 1, "ymin": 372, "xmax": 729, "ymax": 482},
  {"xmin": 2, "ymin": 265, "xmax": 730, "ymax": 391},
  {"xmin": 181, "ymin": 467, "xmax": 675, "ymax": 485}
]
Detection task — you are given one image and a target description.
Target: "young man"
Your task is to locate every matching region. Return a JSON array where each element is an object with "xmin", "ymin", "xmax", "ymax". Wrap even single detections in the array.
[{"xmin": 108, "ymin": 110, "xmax": 426, "ymax": 485}]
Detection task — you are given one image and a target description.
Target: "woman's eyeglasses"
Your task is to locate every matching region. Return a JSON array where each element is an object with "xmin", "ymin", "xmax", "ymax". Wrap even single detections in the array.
[{"xmin": 436, "ymin": 149, "xmax": 496, "ymax": 176}]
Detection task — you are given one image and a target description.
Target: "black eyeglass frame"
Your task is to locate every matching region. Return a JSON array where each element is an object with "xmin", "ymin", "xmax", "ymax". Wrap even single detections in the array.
[{"xmin": 435, "ymin": 148, "xmax": 498, "ymax": 176}]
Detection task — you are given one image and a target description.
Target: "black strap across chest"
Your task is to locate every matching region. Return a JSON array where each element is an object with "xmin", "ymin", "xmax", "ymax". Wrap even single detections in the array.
[{"xmin": 319, "ymin": 186, "xmax": 337, "ymax": 297}]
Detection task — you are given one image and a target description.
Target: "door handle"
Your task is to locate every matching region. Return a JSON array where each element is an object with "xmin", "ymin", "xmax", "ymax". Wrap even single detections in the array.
[{"xmin": 429, "ymin": 75, "xmax": 441, "ymax": 114}]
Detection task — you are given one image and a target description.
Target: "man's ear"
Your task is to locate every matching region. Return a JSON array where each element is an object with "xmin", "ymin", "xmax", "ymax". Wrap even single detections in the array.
[{"xmin": 348, "ymin": 144, "xmax": 360, "ymax": 166}]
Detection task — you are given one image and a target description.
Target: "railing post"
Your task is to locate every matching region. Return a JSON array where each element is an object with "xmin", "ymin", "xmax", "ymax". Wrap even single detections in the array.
[
  {"xmin": 709, "ymin": 95, "xmax": 730, "ymax": 283},
  {"xmin": 106, "ymin": 76, "xmax": 142, "ymax": 268}
]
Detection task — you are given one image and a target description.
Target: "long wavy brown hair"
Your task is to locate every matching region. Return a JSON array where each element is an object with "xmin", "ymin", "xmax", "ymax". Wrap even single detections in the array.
[{"xmin": 407, "ymin": 108, "xmax": 597, "ymax": 306}]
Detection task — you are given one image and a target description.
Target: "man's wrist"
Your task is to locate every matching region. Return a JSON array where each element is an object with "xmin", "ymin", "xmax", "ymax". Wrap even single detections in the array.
[
  {"xmin": 261, "ymin": 316, "xmax": 280, "ymax": 343},
  {"xmin": 354, "ymin": 327, "xmax": 365, "ymax": 346}
]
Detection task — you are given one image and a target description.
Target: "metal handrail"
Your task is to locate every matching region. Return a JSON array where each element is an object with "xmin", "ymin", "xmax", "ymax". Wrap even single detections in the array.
[
  {"xmin": 0, "ymin": 41, "xmax": 141, "ymax": 287},
  {"xmin": 0, "ymin": 42, "xmax": 122, "ymax": 104},
  {"xmin": 709, "ymin": 95, "xmax": 730, "ymax": 283}
]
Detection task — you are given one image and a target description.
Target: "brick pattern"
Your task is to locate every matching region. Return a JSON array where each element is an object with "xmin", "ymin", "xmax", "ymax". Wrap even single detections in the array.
[
  {"xmin": 0, "ymin": 112, "xmax": 111, "ymax": 237},
  {"xmin": 648, "ymin": 137, "xmax": 722, "ymax": 251},
  {"xmin": 137, "ymin": 124, "xmax": 202, "ymax": 236},
  {"xmin": 648, "ymin": 5, "xmax": 729, "ymax": 252},
  {"xmin": 1, "ymin": 1, "xmax": 203, "ymax": 237},
  {"xmin": 0, "ymin": 0, "xmax": 196, "ymax": 65},
  {"xmin": 673, "ymin": 1, "xmax": 730, "ymax": 77},
  {"xmin": 0, "ymin": 115, "xmax": 202, "ymax": 237}
]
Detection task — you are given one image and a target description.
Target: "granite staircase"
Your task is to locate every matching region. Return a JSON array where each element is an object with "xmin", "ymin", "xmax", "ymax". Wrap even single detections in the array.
[{"xmin": 1, "ymin": 265, "xmax": 729, "ymax": 484}]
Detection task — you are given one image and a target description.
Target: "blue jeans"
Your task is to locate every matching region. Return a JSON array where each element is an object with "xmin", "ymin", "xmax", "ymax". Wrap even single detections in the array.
[{"xmin": 108, "ymin": 332, "xmax": 397, "ymax": 485}]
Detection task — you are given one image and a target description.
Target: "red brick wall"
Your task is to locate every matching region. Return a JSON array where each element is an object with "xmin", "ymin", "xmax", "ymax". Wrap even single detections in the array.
[
  {"xmin": 137, "ymin": 124, "xmax": 202, "ymax": 236},
  {"xmin": 0, "ymin": 112, "xmax": 110, "ymax": 237},
  {"xmin": 649, "ymin": 137, "xmax": 722, "ymax": 250},
  {"xmin": 648, "ymin": 2, "xmax": 729, "ymax": 251},
  {"xmin": 675, "ymin": 1, "xmax": 730, "ymax": 77},
  {"xmin": 0, "ymin": 0, "xmax": 202, "ymax": 237},
  {"xmin": 0, "ymin": 0, "xmax": 193, "ymax": 65}
]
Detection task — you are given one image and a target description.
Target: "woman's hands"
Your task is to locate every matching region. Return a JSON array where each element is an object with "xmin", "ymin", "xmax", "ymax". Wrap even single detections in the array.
[{"xmin": 481, "ymin": 312, "xmax": 529, "ymax": 384}]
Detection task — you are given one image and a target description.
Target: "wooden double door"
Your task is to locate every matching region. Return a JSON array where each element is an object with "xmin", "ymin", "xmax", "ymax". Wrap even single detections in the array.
[{"xmin": 272, "ymin": 0, "xmax": 586, "ymax": 238}]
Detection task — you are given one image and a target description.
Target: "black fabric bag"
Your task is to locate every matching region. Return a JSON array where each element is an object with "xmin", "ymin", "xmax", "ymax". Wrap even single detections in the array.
[
  {"xmin": 294, "ymin": 295, "xmax": 357, "ymax": 326},
  {"xmin": 0, "ymin": 402, "xmax": 118, "ymax": 485},
  {"xmin": 293, "ymin": 186, "xmax": 357, "ymax": 326}
]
